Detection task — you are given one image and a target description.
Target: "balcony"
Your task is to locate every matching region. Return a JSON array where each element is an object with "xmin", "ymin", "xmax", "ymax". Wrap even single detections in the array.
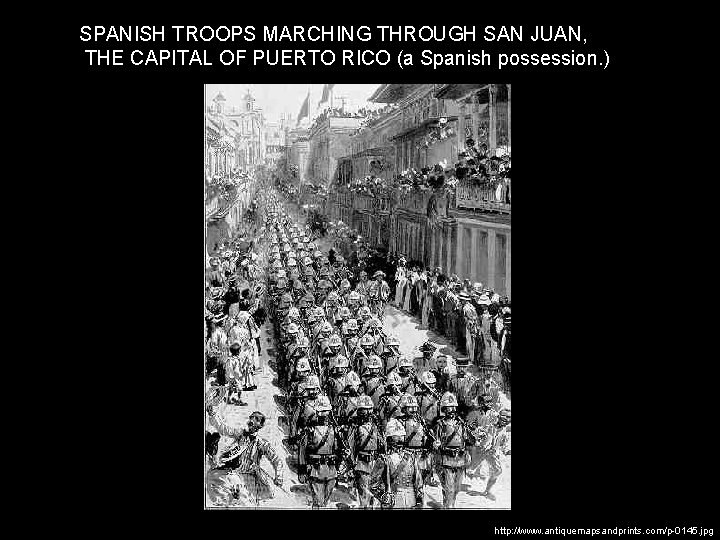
[
  {"xmin": 454, "ymin": 181, "xmax": 511, "ymax": 214},
  {"xmin": 395, "ymin": 189, "xmax": 434, "ymax": 214}
]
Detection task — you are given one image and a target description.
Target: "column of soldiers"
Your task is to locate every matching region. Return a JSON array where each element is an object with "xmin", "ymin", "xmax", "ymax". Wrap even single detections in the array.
[{"xmin": 257, "ymin": 191, "xmax": 511, "ymax": 509}]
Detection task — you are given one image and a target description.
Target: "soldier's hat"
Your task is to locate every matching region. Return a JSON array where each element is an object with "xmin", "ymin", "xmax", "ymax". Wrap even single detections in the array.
[
  {"xmin": 455, "ymin": 356, "xmax": 471, "ymax": 366},
  {"xmin": 477, "ymin": 293, "xmax": 491, "ymax": 305}
]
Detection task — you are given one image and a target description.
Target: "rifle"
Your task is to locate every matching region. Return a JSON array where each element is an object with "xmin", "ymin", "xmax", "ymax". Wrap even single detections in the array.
[
  {"xmin": 414, "ymin": 374, "xmax": 440, "ymax": 400},
  {"xmin": 328, "ymin": 407, "xmax": 351, "ymax": 461}
]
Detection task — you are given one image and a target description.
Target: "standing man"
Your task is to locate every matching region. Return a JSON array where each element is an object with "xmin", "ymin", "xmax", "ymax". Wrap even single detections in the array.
[
  {"xmin": 297, "ymin": 395, "xmax": 344, "ymax": 508},
  {"xmin": 447, "ymin": 357, "xmax": 479, "ymax": 419},
  {"xmin": 346, "ymin": 395, "xmax": 386, "ymax": 508},
  {"xmin": 461, "ymin": 293, "xmax": 478, "ymax": 362},
  {"xmin": 369, "ymin": 418, "xmax": 425, "ymax": 509},
  {"xmin": 432, "ymin": 392, "xmax": 477, "ymax": 508},
  {"xmin": 206, "ymin": 407, "xmax": 284, "ymax": 507}
]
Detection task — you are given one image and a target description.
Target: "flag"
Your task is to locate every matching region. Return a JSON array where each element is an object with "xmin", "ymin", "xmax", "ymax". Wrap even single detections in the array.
[
  {"xmin": 296, "ymin": 91, "xmax": 309, "ymax": 126},
  {"xmin": 319, "ymin": 84, "xmax": 334, "ymax": 104}
]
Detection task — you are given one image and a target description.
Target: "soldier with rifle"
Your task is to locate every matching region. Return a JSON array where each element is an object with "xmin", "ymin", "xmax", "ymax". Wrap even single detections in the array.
[
  {"xmin": 369, "ymin": 418, "xmax": 425, "ymax": 509},
  {"xmin": 297, "ymin": 395, "xmax": 345, "ymax": 508},
  {"xmin": 432, "ymin": 391, "xmax": 478, "ymax": 508},
  {"xmin": 346, "ymin": 395, "xmax": 386, "ymax": 508},
  {"xmin": 399, "ymin": 393, "xmax": 435, "ymax": 489}
]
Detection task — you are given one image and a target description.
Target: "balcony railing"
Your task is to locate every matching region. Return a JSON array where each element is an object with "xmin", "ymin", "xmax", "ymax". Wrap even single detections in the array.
[
  {"xmin": 396, "ymin": 189, "xmax": 433, "ymax": 214},
  {"xmin": 455, "ymin": 182, "xmax": 511, "ymax": 214}
]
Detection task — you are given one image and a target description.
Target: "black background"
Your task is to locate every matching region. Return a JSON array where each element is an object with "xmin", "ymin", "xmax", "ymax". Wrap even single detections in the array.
[{"xmin": 47, "ymin": 10, "xmax": 713, "ymax": 530}]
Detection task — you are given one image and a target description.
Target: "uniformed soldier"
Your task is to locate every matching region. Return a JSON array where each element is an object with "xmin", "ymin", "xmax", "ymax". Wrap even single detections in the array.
[
  {"xmin": 325, "ymin": 354, "xmax": 350, "ymax": 404},
  {"xmin": 336, "ymin": 306, "xmax": 351, "ymax": 331},
  {"xmin": 433, "ymin": 392, "xmax": 478, "ymax": 508},
  {"xmin": 297, "ymin": 395, "xmax": 344, "ymax": 508},
  {"xmin": 334, "ymin": 370, "xmax": 364, "ymax": 427},
  {"xmin": 361, "ymin": 355, "xmax": 386, "ymax": 410},
  {"xmin": 351, "ymin": 333, "xmax": 376, "ymax": 373},
  {"xmin": 369, "ymin": 418, "xmax": 425, "ymax": 509},
  {"xmin": 397, "ymin": 357, "xmax": 418, "ymax": 396},
  {"xmin": 347, "ymin": 290, "xmax": 362, "ymax": 317},
  {"xmin": 466, "ymin": 404, "xmax": 510, "ymax": 501},
  {"xmin": 399, "ymin": 393, "xmax": 435, "ymax": 491},
  {"xmin": 346, "ymin": 395, "xmax": 386, "ymax": 508},
  {"xmin": 341, "ymin": 318, "xmax": 360, "ymax": 359},
  {"xmin": 377, "ymin": 371, "xmax": 404, "ymax": 430},
  {"xmin": 415, "ymin": 371, "xmax": 441, "ymax": 427},
  {"xmin": 289, "ymin": 375, "xmax": 322, "ymax": 446},
  {"xmin": 380, "ymin": 335, "xmax": 401, "ymax": 375},
  {"xmin": 287, "ymin": 357, "xmax": 312, "ymax": 412},
  {"xmin": 447, "ymin": 357, "xmax": 479, "ymax": 419}
]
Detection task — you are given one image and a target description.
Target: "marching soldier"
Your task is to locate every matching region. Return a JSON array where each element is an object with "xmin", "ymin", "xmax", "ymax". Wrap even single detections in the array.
[
  {"xmin": 369, "ymin": 418, "xmax": 425, "ymax": 509},
  {"xmin": 334, "ymin": 370, "xmax": 364, "ymax": 426},
  {"xmin": 346, "ymin": 395, "xmax": 386, "ymax": 508},
  {"xmin": 397, "ymin": 357, "xmax": 418, "ymax": 396},
  {"xmin": 287, "ymin": 357, "xmax": 312, "ymax": 412},
  {"xmin": 380, "ymin": 335, "xmax": 402, "ymax": 375},
  {"xmin": 351, "ymin": 333, "xmax": 376, "ymax": 373},
  {"xmin": 297, "ymin": 395, "xmax": 344, "ymax": 508},
  {"xmin": 377, "ymin": 371, "xmax": 404, "ymax": 430},
  {"xmin": 433, "ymin": 392, "xmax": 478, "ymax": 508},
  {"xmin": 289, "ymin": 375, "xmax": 322, "ymax": 447},
  {"xmin": 415, "ymin": 371, "xmax": 441, "ymax": 427},
  {"xmin": 341, "ymin": 318, "xmax": 360, "ymax": 359},
  {"xmin": 360, "ymin": 355, "xmax": 386, "ymax": 410},
  {"xmin": 325, "ymin": 354, "xmax": 350, "ymax": 404},
  {"xmin": 466, "ymin": 404, "xmax": 511, "ymax": 501},
  {"xmin": 347, "ymin": 290, "xmax": 362, "ymax": 318},
  {"xmin": 447, "ymin": 356, "xmax": 479, "ymax": 419},
  {"xmin": 399, "ymin": 393, "xmax": 435, "ymax": 490}
]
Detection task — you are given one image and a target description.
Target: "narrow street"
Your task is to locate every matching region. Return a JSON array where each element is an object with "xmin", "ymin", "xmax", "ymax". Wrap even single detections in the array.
[{"xmin": 210, "ymin": 222, "xmax": 510, "ymax": 508}]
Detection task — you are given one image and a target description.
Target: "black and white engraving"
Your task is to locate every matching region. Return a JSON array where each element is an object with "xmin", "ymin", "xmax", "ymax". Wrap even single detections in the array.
[{"xmin": 205, "ymin": 84, "xmax": 511, "ymax": 509}]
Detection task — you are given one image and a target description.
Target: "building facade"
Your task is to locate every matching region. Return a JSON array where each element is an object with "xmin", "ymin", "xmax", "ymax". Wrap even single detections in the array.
[{"xmin": 328, "ymin": 83, "xmax": 511, "ymax": 297}]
